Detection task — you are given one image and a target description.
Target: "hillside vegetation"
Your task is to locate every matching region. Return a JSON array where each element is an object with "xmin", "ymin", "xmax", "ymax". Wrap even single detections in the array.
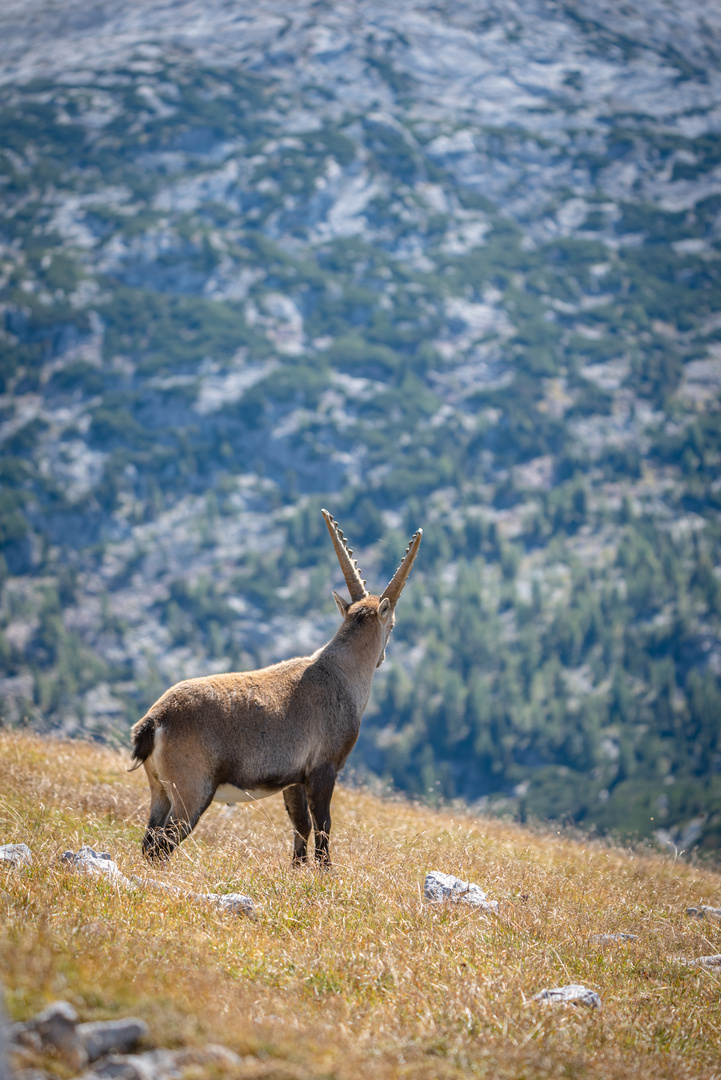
[
  {"xmin": 0, "ymin": 0, "xmax": 721, "ymax": 850},
  {"xmin": 2, "ymin": 731, "xmax": 721, "ymax": 1080}
]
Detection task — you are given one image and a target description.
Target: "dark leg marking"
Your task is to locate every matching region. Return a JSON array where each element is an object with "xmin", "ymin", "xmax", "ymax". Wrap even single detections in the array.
[
  {"xmin": 305, "ymin": 763, "xmax": 337, "ymax": 867},
  {"xmin": 283, "ymin": 784, "xmax": 313, "ymax": 865},
  {"xmin": 142, "ymin": 786, "xmax": 214, "ymax": 861},
  {"xmin": 141, "ymin": 780, "xmax": 172, "ymax": 860}
]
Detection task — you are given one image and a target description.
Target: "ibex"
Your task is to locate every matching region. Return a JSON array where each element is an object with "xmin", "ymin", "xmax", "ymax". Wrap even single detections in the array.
[{"xmin": 129, "ymin": 510, "xmax": 421, "ymax": 865}]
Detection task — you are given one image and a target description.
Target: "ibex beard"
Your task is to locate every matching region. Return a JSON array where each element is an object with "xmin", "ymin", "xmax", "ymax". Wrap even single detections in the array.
[{"xmin": 129, "ymin": 509, "xmax": 421, "ymax": 865}]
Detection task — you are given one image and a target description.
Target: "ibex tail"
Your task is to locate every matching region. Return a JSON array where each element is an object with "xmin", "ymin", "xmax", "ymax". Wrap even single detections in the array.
[{"xmin": 128, "ymin": 713, "xmax": 156, "ymax": 772}]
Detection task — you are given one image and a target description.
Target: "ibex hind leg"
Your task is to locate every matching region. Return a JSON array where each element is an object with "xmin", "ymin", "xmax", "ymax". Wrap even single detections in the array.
[
  {"xmin": 283, "ymin": 785, "xmax": 312, "ymax": 865},
  {"xmin": 143, "ymin": 776, "xmax": 213, "ymax": 861},
  {"xmin": 141, "ymin": 768, "xmax": 172, "ymax": 860},
  {"xmin": 305, "ymin": 763, "xmax": 337, "ymax": 868}
]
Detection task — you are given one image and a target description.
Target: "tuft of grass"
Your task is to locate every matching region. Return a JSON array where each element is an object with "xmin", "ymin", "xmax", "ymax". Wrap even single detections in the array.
[{"xmin": 2, "ymin": 730, "xmax": 720, "ymax": 1079}]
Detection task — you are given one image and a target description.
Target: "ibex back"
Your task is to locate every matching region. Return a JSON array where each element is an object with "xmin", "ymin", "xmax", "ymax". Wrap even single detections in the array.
[{"xmin": 129, "ymin": 510, "xmax": 421, "ymax": 864}]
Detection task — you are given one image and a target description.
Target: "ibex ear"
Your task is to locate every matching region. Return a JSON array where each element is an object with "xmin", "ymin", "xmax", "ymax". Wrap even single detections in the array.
[
  {"xmin": 332, "ymin": 590, "xmax": 350, "ymax": 618},
  {"xmin": 378, "ymin": 596, "xmax": 392, "ymax": 620}
]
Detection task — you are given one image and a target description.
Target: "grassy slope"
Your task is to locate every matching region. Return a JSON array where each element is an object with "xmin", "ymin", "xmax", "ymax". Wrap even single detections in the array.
[{"xmin": 1, "ymin": 731, "xmax": 720, "ymax": 1080}]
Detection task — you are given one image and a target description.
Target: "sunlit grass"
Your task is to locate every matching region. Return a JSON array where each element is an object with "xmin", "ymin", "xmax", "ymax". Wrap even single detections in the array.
[{"xmin": 2, "ymin": 730, "xmax": 720, "ymax": 1079}]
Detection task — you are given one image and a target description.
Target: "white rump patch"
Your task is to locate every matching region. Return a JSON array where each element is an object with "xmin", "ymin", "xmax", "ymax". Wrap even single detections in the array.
[{"xmin": 213, "ymin": 783, "xmax": 282, "ymax": 805}]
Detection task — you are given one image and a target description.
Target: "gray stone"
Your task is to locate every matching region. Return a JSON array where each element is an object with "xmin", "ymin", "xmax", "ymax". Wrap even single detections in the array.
[
  {"xmin": 195, "ymin": 892, "xmax": 255, "ymax": 917},
  {"xmin": 81, "ymin": 1045, "xmax": 244, "ymax": 1080},
  {"xmin": 0, "ymin": 843, "xmax": 32, "ymax": 868},
  {"xmin": 61, "ymin": 848, "xmax": 133, "ymax": 889},
  {"xmin": 686, "ymin": 905, "xmax": 721, "ymax": 921},
  {"xmin": 7, "ymin": 1028, "xmax": 42, "ymax": 1055},
  {"xmin": 534, "ymin": 984, "xmax": 602, "ymax": 1009},
  {"xmin": 11, "ymin": 1002, "xmax": 88, "ymax": 1071},
  {"xmin": 590, "ymin": 932, "xmax": 637, "ymax": 943},
  {"xmin": 424, "ymin": 871, "xmax": 498, "ymax": 912},
  {"xmin": 687, "ymin": 954, "xmax": 721, "ymax": 967},
  {"xmin": 78, "ymin": 1019, "xmax": 149, "ymax": 1062},
  {"xmin": 62, "ymin": 849, "xmax": 254, "ymax": 914},
  {"xmin": 82, "ymin": 1054, "xmax": 154, "ymax": 1080}
]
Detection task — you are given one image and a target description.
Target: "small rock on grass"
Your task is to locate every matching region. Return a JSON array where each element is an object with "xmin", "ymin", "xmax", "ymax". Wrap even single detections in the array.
[
  {"xmin": 79, "ymin": 1055, "xmax": 149, "ymax": 1080},
  {"xmin": 152, "ymin": 880, "xmax": 255, "ymax": 917},
  {"xmin": 9, "ymin": 1003, "xmax": 149, "ymax": 1070},
  {"xmin": 195, "ymin": 892, "xmax": 255, "ymax": 917},
  {"xmin": 0, "ymin": 843, "xmax": 32, "ymax": 868},
  {"xmin": 9, "ymin": 1002, "xmax": 88, "ymax": 1072},
  {"xmin": 78, "ymin": 1020, "xmax": 149, "ymax": 1062},
  {"xmin": 80, "ymin": 1044, "xmax": 244, "ymax": 1080},
  {"xmin": 8, "ymin": 1002, "xmax": 242, "ymax": 1080},
  {"xmin": 686, "ymin": 904, "xmax": 721, "ymax": 921},
  {"xmin": 61, "ymin": 849, "xmax": 133, "ymax": 889},
  {"xmin": 684, "ymin": 954, "xmax": 721, "ymax": 968},
  {"xmin": 61, "ymin": 848, "xmax": 254, "ymax": 916},
  {"xmin": 590, "ymin": 932, "xmax": 637, "ymax": 943},
  {"xmin": 424, "ymin": 871, "xmax": 498, "ymax": 912},
  {"xmin": 534, "ymin": 985, "xmax": 601, "ymax": 1009}
]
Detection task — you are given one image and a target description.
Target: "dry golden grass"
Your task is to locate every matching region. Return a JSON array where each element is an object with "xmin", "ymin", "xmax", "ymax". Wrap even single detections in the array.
[{"xmin": 1, "ymin": 730, "xmax": 721, "ymax": 1080}]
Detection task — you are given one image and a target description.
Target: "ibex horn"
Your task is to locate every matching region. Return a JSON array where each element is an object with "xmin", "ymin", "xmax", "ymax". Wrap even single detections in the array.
[
  {"xmin": 322, "ymin": 509, "xmax": 368, "ymax": 603},
  {"xmin": 380, "ymin": 528, "xmax": 422, "ymax": 606}
]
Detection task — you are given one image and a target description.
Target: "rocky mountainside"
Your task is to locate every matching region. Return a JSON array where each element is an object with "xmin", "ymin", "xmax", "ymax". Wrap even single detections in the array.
[{"xmin": 1, "ymin": 0, "xmax": 720, "ymax": 849}]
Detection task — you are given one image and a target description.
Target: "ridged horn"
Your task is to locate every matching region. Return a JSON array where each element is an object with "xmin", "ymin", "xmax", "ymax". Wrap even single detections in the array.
[
  {"xmin": 322, "ymin": 509, "xmax": 368, "ymax": 603},
  {"xmin": 380, "ymin": 529, "xmax": 422, "ymax": 606}
]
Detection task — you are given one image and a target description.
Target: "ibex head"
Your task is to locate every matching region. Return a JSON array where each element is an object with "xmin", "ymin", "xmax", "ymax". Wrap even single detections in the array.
[{"xmin": 322, "ymin": 509, "xmax": 422, "ymax": 667}]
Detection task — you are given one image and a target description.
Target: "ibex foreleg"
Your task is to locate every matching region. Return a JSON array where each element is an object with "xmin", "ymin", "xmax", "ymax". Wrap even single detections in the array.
[
  {"xmin": 306, "ymin": 763, "xmax": 336, "ymax": 867},
  {"xmin": 283, "ymin": 785, "xmax": 312, "ymax": 864}
]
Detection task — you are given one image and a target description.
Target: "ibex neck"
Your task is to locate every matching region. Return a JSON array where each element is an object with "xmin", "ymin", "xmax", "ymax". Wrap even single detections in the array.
[{"xmin": 319, "ymin": 619, "xmax": 382, "ymax": 713}]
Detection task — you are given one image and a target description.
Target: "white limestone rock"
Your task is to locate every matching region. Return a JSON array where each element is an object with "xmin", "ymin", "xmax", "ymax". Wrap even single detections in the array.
[
  {"xmin": 534, "ymin": 984, "xmax": 601, "ymax": 1009},
  {"xmin": 195, "ymin": 892, "xmax": 255, "ymax": 917},
  {"xmin": 686, "ymin": 904, "xmax": 721, "ymax": 921},
  {"xmin": 424, "ymin": 871, "xmax": 498, "ymax": 912},
  {"xmin": 0, "ymin": 843, "xmax": 32, "ymax": 868},
  {"xmin": 150, "ymin": 878, "xmax": 254, "ymax": 916},
  {"xmin": 61, "ymin": 848, "xmax": 133, "ymax": 889},
  {"xmin": 60, "ymin": 848, "xmax": 254, "ymax": 916},
  {"xmin": 685, "ymin": 954, "xmax": 721, "ymax": 967}
]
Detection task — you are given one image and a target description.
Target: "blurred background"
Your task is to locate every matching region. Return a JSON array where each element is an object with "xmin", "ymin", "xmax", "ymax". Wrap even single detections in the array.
[{"xmin": 1, "ymin": 0, "xmax": 720, "ymax": 852}]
